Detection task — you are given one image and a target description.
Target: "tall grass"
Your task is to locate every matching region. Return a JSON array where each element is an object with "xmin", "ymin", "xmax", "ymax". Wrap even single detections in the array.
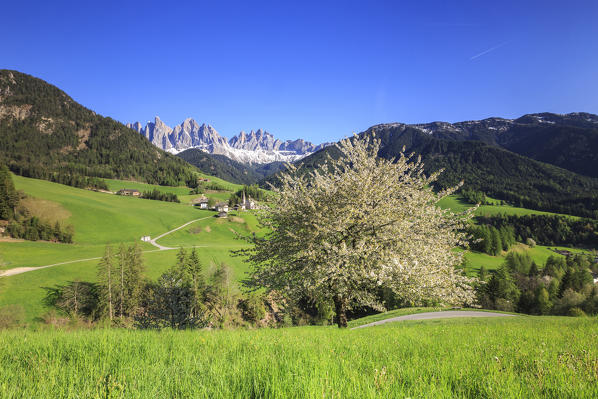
[{"xmin": 0, "ymin": 317, "xmax": 596, "ymax": 398}]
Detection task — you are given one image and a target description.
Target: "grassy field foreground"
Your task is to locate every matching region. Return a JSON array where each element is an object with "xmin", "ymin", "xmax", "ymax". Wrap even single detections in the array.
[{"xmin": 0, "ymin": 317, "xmax": 596, "ymax": 398}]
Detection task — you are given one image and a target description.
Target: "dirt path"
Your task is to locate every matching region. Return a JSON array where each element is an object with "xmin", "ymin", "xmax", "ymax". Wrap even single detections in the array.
[
  {"xmin": 0, "ymin": 216, "xmax": 213, "ymax": 277},
  {"xmin": 148, "ymin": 216, "xmax": 212, "ymax": 250},
  {"xmin": 352, "ymin": 310, "xmax": 516, "ymax": 329}
]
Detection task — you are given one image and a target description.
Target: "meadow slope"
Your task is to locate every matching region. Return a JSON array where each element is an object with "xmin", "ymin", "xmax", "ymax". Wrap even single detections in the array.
[{"xmin": 0, "ymin": 176, "xmax": 255, "ymax": 320}]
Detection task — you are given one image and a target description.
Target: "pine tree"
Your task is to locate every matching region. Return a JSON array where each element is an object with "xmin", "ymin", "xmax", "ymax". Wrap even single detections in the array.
[
  {"xmin": 186, "ymin": 248, "xmax": 205, "ymax": 319},
  {"xmin": 124, "ymin": 243, "xmax": 145, "ymax": 317},
  {"xmin": 490, "ymin": 227, "xmax": 503, "ymax": 256},
  {"xmin": 0, "ymin": 164, "xmax": 18, "ymax": 220},
  {"xmin": 176, "ymin": 247, "xmax": 187, "ymax": 270},
  {"xmin": 478, "ymin": 266, "xmax": 489, "ymax": 281},
  {"xmin": 116, "ymin": 244, "xmax": 127, "ymax": 319},
  {"xmin": 481, "ymin": 226, "xmax": 492, "ymax": 254},
  {"xmin": 97, "ymin": 245, "xmax": 115, "ymax": 321}
]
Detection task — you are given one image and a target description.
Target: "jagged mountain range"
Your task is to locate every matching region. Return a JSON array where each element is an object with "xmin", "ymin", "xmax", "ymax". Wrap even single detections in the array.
[{"xmin": 127, "ymin": 117, "xmax": 329, "ymax": 164}]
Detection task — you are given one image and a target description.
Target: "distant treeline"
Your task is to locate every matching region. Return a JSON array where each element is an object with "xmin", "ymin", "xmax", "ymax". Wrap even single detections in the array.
[
  {"xmin": 141, "ymin": 189, "xmax": 180, "ymax": 203},
  {"xmin": 477, "ymin": 252, "xmax": 598, "ymax": 316},
  {"xmin": 460, "ymin": 189, "xmax": 494, "ymax": 206},
  {"xmin": 476, "ymin": 214, "xmax": 598, "ymax": 247},
  {"xmin": 189, "ymin": 181, "xmax": 229, "ymax": 195},
  {"xmin": 468, "ymin": 225, "xmax": 516, "ymax": 255},
  {"xmin": 6, "ymin": 217, "xmax": 74, "ymax": 243}
]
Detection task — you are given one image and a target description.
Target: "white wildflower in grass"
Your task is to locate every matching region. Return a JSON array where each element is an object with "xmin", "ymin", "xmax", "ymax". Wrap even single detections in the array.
[{"xmin": 239, "ymin": 134, "xmax": 477, "ymax": 327}]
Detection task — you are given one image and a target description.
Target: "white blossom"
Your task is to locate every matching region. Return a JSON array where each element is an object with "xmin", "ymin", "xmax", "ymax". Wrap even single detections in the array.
[{"xmin": 240, "ymin": 135, "xmax": 477, "ymax": 327}]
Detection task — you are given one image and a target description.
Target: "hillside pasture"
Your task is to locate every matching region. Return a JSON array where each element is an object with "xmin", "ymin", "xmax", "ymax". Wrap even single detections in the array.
[
  {"xmin": 437, "ymin": 195, "xmax": 578, "ymax": 218},
  {"xmin": 0, "ymin": 176, "xmax": 259, "ymax": 321}
]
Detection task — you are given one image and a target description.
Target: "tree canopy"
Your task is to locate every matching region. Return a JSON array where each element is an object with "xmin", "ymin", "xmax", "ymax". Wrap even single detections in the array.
[{"xmin": 241, "ymin": 136, "xmax": 476, "ymax": 327}]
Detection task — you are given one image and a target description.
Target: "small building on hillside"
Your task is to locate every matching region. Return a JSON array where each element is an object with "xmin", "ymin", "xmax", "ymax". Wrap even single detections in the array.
[
  {"xmin": 141, "ymin": 235, "xmax": 151, "ymax": 242},
  {"xmin": 118, "ymin": 189, "xmax": 141, "ymax": 197},
  {"xmin": 215, "ymin": 202, "xmax": 229, "ymax": 213},
  {"xmin": 217, "ymin": 211, "xmax": 228, "ymax": 218},
  {"xmin": 192, "ymin": 195, "xmax": 209, "ymax": 209},
  {"xmin": 238, "ymin": 191, "xmax": 256, "ymax": 210}
]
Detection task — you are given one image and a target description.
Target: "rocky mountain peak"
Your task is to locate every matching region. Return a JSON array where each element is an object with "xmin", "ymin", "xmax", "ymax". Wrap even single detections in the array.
[{"xmin": 129, "ymin": 117, "xmax": 330, "ymax": 164}]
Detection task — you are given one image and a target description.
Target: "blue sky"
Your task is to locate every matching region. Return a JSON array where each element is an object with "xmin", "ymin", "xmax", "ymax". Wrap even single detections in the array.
[{"xmin": 2, "ymin": 0, "xmax": 597, "ymax": 143}]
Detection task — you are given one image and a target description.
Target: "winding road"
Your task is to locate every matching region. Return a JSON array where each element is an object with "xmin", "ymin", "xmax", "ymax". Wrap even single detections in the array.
[
  {"xmin": 352, "ymin": 310, "xmax": 516, "ymax": 329},
  {"xmin": 0, "ymin": 216, "xmax": 213, "ymax": 277}
]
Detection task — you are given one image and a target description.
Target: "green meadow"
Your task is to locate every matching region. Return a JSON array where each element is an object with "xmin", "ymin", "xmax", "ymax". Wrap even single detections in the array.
[
  {"xmin": 0, "ymin": 176, "xmax": 258, "ymax": 321},
  {"xmin": 438, "ymin": 195, "xmax": 592, "ymax": 273},
  {"xmin": 437, "ymin": 194, "xmax": 579, "ymax": 218},
  {"xmin": 0, "ymin": 177, "xmax": 593, "ymax": 321},
  {"xmin": 0, "ymin": 316, "xmax": 596, "ymax": 398},
  {"xmin": 104, "ymin": 176, "xmax": 241, "ymax": 204},
  {"xmin": 463, "ymin": 244, "xmax": 583, "ymax": 272}
]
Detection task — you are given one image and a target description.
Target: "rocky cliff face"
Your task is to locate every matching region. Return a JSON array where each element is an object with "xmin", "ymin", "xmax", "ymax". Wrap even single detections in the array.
[
  {"xmin": 128, "ymin": 118, "xmax": 329, "ymax": 164},
  {"xmin": 228, "ymin": 129, "xmax": 327, "ymax": 154}
]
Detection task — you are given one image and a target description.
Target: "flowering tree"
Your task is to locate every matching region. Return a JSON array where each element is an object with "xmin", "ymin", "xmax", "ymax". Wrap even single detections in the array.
[{"xmin": 242, "ymin": 135, "xmax": 477, "ymax": 327}]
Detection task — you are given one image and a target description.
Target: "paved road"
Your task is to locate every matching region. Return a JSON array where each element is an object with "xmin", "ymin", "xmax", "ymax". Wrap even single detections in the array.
[
  {"xmin": 0, "ymin": 216, "xmax": 213, "ymax": 277},
  {"xmin": 352, "ymin": 310, "xmax": 516, "ymax": 329}
]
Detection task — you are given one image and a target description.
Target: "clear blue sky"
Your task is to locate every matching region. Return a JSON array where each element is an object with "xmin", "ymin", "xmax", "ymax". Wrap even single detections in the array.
[{"xmin": 2, "ymin": 0, "xmax": 597, "ymax": 143}]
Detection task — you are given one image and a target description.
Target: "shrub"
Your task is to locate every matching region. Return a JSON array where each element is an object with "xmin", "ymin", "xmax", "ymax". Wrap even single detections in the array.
[
  {"xmin": 554, "ymin": 289, "xmax": 586, "ymax": 315},
  {"xmin": 494, "ymin": 298, "xmax": 516, "ymax": 312},
  {"xmin": 238, "ymin": 294, "xmax": 266, "ymax": 323},
  {"xmin": 568, "ymin": 307, "xmax": 586, "ymax": 317},
  {"xmin": 526, "ymin": 238, "xmax": 536, "ymax": 247}
]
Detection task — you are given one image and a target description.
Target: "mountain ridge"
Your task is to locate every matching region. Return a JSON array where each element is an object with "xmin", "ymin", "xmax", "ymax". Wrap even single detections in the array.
[
  {"xmin": 0, "ymin": 70, "xmax": 197, "ymax": 187},
  {"xmin": 128, "ymin": 117, "xmax": 329, "ymax": 164},
  {"xmin": 370, "ymin": 112, "xmax": 598, "ymax": 178},
  {"xmin": 265, "ymin": 118, "xmax": 598, "ymax": 218}
]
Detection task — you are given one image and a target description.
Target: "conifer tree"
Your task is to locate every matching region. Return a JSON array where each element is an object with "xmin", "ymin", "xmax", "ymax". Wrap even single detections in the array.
[
  {"xmin": 481, "ymin": 226, "xmax": 492, "ymax": 254},
  {"xmin": 186, "ymin": 248, "xmax": 205, "ymax": 318},
  {"xmin": 97, "ymin": 245, "xmax": 115, "ymax": 321},
  {"xmin": 490, "ymin": 227, "xmax": 503, "ymax": 256},
  {"xmin": 117, "ymin": 244, "xmax": 127, "ymax": 319},
  {"xmin": 124, "ymin": 243, "xmax": 145, "ymax": 316},
  {"xmin": 0, "ymin": 164, "xmax": 18, "ymax": 220}
]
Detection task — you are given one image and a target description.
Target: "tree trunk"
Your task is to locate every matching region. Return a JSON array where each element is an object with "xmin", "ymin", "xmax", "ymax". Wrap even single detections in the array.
[
  {"xmin": 120, "ymin": 261, "xmax": 124, "ymax": 320},
  {"xmin": 107, "ymin": 266, "xmax": 113, "ymax": 321},
  {"xmin": 333, "ymin": 295, "xmax": 348, "ymax": 328}
]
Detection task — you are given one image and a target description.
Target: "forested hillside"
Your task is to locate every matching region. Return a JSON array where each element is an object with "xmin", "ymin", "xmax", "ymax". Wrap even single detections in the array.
[
  {"xmin": 0, "ymin": 70, "xmax": 198, "ymax": 187},
  {"xmin": 178, "ymin": 148, "xmax": 286, "ymax": 185},
  {"xmin": 274, "ymin": 126, "xmax": 598, "ymax": 218}
]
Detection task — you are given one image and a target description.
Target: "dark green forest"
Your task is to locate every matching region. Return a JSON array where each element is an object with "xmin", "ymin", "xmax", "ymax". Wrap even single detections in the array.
[
  {"xmin": 275, "ymin": 127, "xmax": 598, "ymax": 218},
  {"xmin": 475, "ymin": 214, "xmax": 598, "ymax": 247},
  {"xmin": 477, "ymin": 253, "xmax": 598, "ymax": 317},
  {"xmin": 0, "ymin": 70, "xmax": 198, "ymax": 188},
  {"xmin": 177, "ymin": 148, "xmax": 286, "ymax": 185}
]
